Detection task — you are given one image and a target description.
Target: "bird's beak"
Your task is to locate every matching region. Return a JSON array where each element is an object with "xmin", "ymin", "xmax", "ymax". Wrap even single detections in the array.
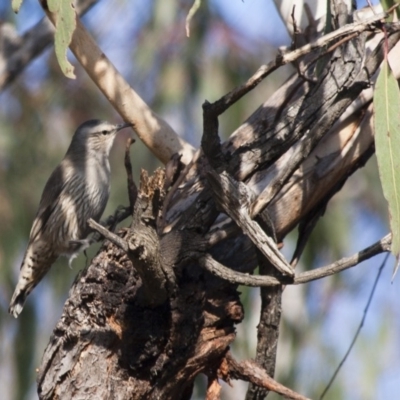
[{"xmin": 116, "ymin": 122, "xmax": 132, "ymax": 131}]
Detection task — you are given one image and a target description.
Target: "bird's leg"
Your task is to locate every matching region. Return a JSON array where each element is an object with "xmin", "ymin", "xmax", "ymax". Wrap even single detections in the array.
[{"xmin": 67, "ymin": 238, "xmax": 94, "ymax": 268}]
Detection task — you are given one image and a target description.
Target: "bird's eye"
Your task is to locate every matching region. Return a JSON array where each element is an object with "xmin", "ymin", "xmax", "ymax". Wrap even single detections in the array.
[{"xmin": 101, "ymin": 130, "xmax": 108, "ymax": 135}]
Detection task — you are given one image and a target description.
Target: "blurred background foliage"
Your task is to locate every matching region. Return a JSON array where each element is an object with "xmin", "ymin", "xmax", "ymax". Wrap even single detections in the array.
[{"xmin": 0, "ymin": 0, "xmax": 399, "ymax": 399}]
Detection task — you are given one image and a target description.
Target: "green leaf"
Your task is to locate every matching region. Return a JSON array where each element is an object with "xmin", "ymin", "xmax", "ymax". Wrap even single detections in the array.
[
  {"xmin": 374, "ymin": 60, "xmax": 400, "ymax": 276},
  {"xmin": 48, "ymin": 0, "xmax": 76, "ymax": 79},
  {"xmin": 12, "ymin": 0, "xmax": 23, "ymax": 13}
]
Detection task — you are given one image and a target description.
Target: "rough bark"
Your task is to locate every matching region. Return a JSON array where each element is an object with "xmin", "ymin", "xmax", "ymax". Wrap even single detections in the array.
[
  {"xmin": 38, "ymin": 170, "xmax": 245, "ymax": 399},
  {"xmin": 245, "ymin": 258, "xmax": 282, "ymax": 400},
  {"xmin": 36, "ymin": 4, "xmax": 400, "ymax": 400}
]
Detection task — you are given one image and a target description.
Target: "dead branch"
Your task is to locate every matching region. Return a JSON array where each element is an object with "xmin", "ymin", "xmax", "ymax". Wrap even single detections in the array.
[
  {"xmin": 198, "ymin": 235, "xmax": 391, "ymax": 287},
  {"xmin": 226, "ymin": 353, "xmax": 311, "ymax": 400},
  {"xmin": 88, "ymin": 218, "xmax": 128, "ymax": 251},
  {"xmin": 295, "ymin": 234, "xmax": 391, "ymax": 283},
  {"xmin": 198, "ymin": 254, "xmax": 283, "ymax": 286},
  {"xmin": 245, "ymin": 255, "xmax": 282, "ymax": 400}
]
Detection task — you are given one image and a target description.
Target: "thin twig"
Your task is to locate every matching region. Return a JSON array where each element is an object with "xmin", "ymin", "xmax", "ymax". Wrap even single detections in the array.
[
  {"xmin": 325, "ymin": 31, "xmax": 359, "ymax": 53},
  {"xmin": 290, "ymin": 209, "xmax": 324, "ymax": 267},
  {"xmin": 124, "ymin": 137, "xmax": 137, "ymax": 212},
  {"xmin": 199, "ymin": 254, "xmax": 284, "ymax": 287},
  {"xmin": 319, "ymin": 252, "xmax": 390, "ymax": 399},
  {"xmin": 198, "ymin": 235, "xmax": 391, "ymax": 287},
  {"xmin": 89, "ymin": 206, "xmax": 131, "ymax": 242},
  {"xmin": 387, "ymin": 3, "xmax": 400, "ymax": 14},
  {"xmin": 108, "ymin": 206, "xmax": 131, "ymax": 233},
  {"xmin": 185, "ymin": 0, "xmax": 202, "ymax": 37},
  {"xmin": 87, "ymin": 218, "xmax": 128, "ymax": 252},
  {"xmin": 296, "ymin": 234, "xmax": 391, "ymax": 284},
  {"xmin": 226, "ymin": 353, "xmax": 311, "ymax": 400},
  {"xmin": 291, "ymin": 4, "xmax": 299, "ymax": 49}
]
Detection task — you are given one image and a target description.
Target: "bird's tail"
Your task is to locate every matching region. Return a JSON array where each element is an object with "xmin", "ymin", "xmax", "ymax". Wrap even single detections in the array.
[
  {"xmin": 9, "ymin": 288, "xmax": 28, "ymax": 319},
  {"xmin": 9, "ymin": 245, "xmax": 56, "ymax": 318}
]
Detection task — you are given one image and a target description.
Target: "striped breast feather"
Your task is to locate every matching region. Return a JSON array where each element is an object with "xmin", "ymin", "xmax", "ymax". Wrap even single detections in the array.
[{"xmin": 29, "ymin": 167, "xmax": 86, "ymax": 243}]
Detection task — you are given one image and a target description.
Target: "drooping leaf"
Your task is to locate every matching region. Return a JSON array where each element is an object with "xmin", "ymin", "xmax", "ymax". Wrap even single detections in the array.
[
  {"xmin": 11, "ymin": 0, "xmax": 23, "ymax": 13},
  {"xmin": 48, "ymin": 0, "xmax": 76, "ymax": 79},
  {"xmin": 374, "ymin": 60, "xmax": 400, "ymax": 276}
]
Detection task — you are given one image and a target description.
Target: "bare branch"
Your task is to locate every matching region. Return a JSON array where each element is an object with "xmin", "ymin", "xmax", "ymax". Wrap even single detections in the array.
[
  {"xmin": 198, "ymin": 235, "xmax": 391, "ymax": 287},
  {"xmin": 199, "ymin": 254, "xmax": 284, "ymax": 287},
  {"xmin": 40, "ymin": 1, "xmax": 195, "ymax": 165},
  {"xmin": 245, "ymin": 256, "xmax": 282, "ymax": 400},
  {"xmin": 90, "ymin": 206, "xmax": 131, "ymax": 243},
  {"xmin": 88, "ymin": 218, "xmax": 128, "ymax": 252},
  {"xmin": 295, "ymin": 234, "xmax": 391, "ymax": 284},
  {"xmin": 226, "ymin": 353, "xmax": 311, "ymax": 400}
]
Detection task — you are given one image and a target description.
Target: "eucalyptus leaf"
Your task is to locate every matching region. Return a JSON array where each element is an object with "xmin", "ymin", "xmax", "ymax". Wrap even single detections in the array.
[
  {"xmin": 374, "ymin": 60, "xmax": 400, "ymax": 276},
  {"xmin": 11, "ymin": 0, "xmax": 23, "ymax": 13},
  {"xmin": 48, "ymin": 0, "xmax": 76, "ymax": 79}
]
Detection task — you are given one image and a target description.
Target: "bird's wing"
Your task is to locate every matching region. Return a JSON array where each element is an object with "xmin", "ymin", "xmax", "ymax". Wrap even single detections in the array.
[{"xmin": 29, "ymin": 163, "xmax": 69, "ymax": 241}]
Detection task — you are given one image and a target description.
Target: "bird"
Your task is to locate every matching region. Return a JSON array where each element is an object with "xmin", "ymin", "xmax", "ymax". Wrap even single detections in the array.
[{"xmin": 9, "ymin": 119, "xmax": 131, "ymax": 318}]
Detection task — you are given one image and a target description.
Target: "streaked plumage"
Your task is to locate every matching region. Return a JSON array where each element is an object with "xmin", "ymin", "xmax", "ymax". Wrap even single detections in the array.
[{"xmin": 9, "ymin": 119, "xmax": 131, "ymax": 318}]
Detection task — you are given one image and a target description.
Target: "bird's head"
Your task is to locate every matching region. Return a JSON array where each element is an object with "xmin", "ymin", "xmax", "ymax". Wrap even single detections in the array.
[{"xmin": 67, "ymin": 119, "xmax": 132, "ymax": 158}]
